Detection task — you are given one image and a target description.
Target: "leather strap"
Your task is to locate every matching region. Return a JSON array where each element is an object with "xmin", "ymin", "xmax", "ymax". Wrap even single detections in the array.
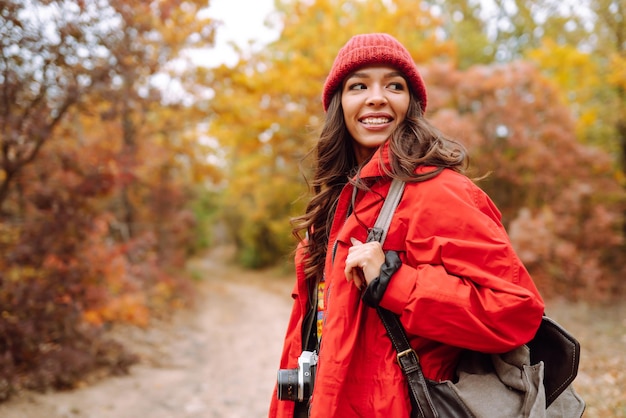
[{"xmin": 377, "ymin": 307, "xmax": 438, "ymax": 418}]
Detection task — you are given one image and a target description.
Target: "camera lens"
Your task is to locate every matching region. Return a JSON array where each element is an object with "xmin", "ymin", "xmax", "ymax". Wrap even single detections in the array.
[{"xmin": 277, "ymin": 369, "xmax": 299, "ymax": 401}]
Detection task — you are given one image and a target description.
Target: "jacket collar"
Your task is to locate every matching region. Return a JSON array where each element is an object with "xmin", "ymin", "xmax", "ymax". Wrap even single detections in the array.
[
  {"xmin": 355, "ymin": 141, "xmax": 392, "ymax": 180},
  {"xmin": 356, "ymin": 141, "xmax": 443, "ymax": 181}
]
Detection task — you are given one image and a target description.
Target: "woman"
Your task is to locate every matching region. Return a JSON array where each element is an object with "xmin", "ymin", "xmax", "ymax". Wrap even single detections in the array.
[{"xmin": 270, "ymin": 33, "xmax": 545, "ymax": 418}]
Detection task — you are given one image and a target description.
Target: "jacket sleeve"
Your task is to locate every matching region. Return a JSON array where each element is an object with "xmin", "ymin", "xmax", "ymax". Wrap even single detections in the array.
[
  {"xmin": 269, "ymin": 241, "xmax": 308, "ymax": 418},
  {"xmin": 379, "ymin": 172, "xmax": 545, "ymax": 353}
]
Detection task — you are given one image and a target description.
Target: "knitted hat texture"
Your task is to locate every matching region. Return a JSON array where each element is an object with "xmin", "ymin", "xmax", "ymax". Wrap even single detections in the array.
[{"xmin": 322, "ymin": 33, "xmax": 427, "ymax": 112}]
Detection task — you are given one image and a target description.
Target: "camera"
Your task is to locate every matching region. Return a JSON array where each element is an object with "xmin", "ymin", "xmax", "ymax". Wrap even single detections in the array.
[{"xmin": 276, "ymin": 350, "xmax": 318, "ymax": 402}]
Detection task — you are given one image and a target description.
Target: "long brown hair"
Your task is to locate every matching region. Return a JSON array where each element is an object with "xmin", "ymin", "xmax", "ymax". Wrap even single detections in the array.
[{"xmin": 292, "ymin": 90, "xmax": 468, "ymax": 283}]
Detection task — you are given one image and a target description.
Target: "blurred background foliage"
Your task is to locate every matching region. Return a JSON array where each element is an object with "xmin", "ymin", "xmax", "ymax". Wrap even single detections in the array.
[{"xmin": 0, "ymin": 0, "xmax": 624, "ymax": 401}]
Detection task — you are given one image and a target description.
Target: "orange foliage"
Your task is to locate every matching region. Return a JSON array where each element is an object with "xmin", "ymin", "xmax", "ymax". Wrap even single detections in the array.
[
  {"xmin": 84, "ymin": 294, "xmax": 150, "ymax": 328},
  {"xmin": 425, "ymin": 61, "xmax": 625, "ymax": 301}
]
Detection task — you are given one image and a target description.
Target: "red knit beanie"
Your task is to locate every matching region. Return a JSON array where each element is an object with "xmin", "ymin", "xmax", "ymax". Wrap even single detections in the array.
[{"xmin": 322, "ymin": 33, "xmax": 427, "ymax": 112}]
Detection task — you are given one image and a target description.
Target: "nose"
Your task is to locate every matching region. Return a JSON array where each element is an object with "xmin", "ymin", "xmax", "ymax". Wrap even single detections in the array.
[{"xmin": 365, "ymin": 84, "xmax": 387, "ymax": 106}]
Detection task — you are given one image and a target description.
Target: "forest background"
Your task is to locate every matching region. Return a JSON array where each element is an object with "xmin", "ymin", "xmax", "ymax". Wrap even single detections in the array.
[{"xmin": 0, "ymin": 0, "xmax": 624, "ymax": 406}]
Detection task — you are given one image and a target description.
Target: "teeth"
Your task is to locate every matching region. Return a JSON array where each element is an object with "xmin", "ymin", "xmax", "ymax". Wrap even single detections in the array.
[{"xmin": 362, "ymin": 117, "xmax": 390, "ymax": 125}]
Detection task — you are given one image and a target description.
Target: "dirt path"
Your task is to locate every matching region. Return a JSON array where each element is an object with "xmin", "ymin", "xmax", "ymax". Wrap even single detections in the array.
[{"xmin": 0, "ymin": 252, "xmax": 293, "ymax": 418}]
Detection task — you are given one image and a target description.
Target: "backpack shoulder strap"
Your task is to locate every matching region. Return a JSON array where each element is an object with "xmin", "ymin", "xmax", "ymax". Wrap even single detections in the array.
[{"xmin": 366, "ymin": 178, "xmax": 405, "ymax": 245}]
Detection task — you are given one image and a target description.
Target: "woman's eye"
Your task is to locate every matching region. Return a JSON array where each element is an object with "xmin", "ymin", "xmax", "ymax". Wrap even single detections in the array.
[
  {"xmin": 348, "ymin": 83, "xmax": 366, "ymax": 90},
  {"xmin": 388, "ymin": 82, "xmax": 405, "ymax": 90}
]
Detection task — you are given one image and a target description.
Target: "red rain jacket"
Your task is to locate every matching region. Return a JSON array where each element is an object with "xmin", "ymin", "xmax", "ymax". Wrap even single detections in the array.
[{"xmin": 269, "ymin": 145, "xmax": 545, "ymax": 417}]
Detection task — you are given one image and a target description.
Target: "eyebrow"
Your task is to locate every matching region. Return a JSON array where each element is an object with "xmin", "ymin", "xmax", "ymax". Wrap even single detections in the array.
[{"xmin": 347, "ymin": 70, "xmax": 405, "ymax": 80}]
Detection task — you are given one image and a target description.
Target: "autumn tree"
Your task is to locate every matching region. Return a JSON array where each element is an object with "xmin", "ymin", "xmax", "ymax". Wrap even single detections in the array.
[
  {"xmin": 588, "ymin": 0, "xmax": 626, "ymax": 173},
  {"xmin": 421, "ymin": 0, "xmax": 591, "ymax": 69},
  {"xmin": 0, "ymin": 0, "xmax": 218, "ymax": 401},
  {"xmin": 516, "ymin": 1, "xmax": 626, "ymax": 170},
  {"xmin": 0, "ymin": 0, "xmax": 112, "ymax": 214},
  {"xmin": 430, "ymin": 0, "xmax": 626, "ymax": 238},
  {"xmin": 425, "ymin": 61, "xmax": 624, "ymax": 300},
  {"xmin": 84, "ymin": 0, "xmax": 218, "ymax": 244}
]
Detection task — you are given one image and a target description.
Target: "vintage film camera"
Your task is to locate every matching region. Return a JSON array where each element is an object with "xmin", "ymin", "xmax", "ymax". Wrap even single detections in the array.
[{"xmin": 276, "ymin": 350, "xmax": 318, "ymax": 402}]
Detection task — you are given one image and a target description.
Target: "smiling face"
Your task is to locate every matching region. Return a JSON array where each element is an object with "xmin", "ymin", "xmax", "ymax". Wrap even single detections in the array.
[{"xmin": 341, "ymin": 65, "xmax": 410, "ymax": 164}]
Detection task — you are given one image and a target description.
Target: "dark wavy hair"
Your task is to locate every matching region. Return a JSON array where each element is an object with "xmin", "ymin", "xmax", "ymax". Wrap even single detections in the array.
[{"xmin": 291, "ymin": 90, "xmax": 468, "ymax": 283}]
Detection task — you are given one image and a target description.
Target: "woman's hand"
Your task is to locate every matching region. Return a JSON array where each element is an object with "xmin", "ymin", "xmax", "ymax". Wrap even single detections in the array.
[{"xmin": 345, "ymin": 237, "xmax": 385, "ymax": 289}]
